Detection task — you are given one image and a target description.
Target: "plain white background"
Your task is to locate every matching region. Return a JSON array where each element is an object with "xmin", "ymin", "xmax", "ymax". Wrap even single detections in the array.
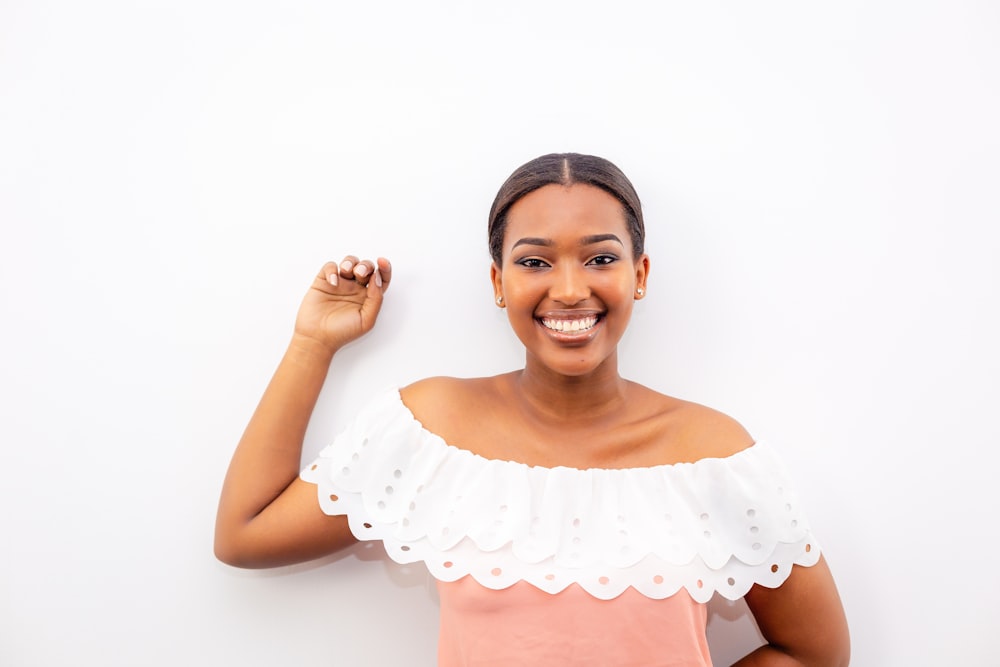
[{"xmin": 1, "ymin": 1, "xmax": 998, "ymax": 664}]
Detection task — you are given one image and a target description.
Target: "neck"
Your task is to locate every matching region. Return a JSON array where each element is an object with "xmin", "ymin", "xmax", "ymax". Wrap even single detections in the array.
[{"xmin": 512, "ymin": 353, "xmax": 629, "ymax": 423}]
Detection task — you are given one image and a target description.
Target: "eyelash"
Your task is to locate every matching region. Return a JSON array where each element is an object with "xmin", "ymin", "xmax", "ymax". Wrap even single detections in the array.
[{"xmin": 514, "ymin": 254, "xmax": 619, "ymax": 269}]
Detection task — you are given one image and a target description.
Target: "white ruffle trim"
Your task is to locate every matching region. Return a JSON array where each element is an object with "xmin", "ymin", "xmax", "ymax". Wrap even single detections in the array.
[{"xmin": 301, "ymin": 389, "xmax": 820, "ymax": 602}]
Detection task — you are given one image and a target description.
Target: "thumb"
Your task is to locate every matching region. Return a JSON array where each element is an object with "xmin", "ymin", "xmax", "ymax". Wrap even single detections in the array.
[{"xmin": 358, "ymin": 268, "xmax": 386, "ymax": 329}]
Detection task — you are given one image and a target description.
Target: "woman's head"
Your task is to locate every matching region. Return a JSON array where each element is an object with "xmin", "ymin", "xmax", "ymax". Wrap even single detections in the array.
[{"xmin": 488, "ymin": 153, "xmax": 645, "ymax": 265}]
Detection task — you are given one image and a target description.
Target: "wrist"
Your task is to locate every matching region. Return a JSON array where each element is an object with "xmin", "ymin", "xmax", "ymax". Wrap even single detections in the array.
[{"xmin": 287, "ymin": 333, "xmax": 338, "ymax": 366}]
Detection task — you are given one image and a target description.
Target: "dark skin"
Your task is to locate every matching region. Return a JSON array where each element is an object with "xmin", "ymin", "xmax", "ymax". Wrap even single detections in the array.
[{"xmin": 215, "ymin": 184, "xmax": 849, "ymax": 665}]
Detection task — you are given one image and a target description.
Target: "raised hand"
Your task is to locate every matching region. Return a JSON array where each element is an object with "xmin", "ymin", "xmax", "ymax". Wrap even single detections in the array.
[
  {"xmin": 294, "ymin": 256, "xmax": 393, "ymax": 353},
  {"xmin": 214, "ymin": 255, "xmax": 393, "ymax": 568}
]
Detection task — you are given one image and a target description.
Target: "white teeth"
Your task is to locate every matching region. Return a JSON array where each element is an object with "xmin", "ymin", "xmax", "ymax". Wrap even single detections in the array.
[{"xmin": 541, "ymin": 316, "xmax": 598, "ymax": 332}]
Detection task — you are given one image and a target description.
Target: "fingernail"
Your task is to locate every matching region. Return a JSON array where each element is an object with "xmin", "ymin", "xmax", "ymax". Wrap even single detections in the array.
[
  {"xmin": 374, "ymin": 270, "xmax": 382, "ymax": 288},
  {"xmin": 327, "ymin": 273, "xmax": 338, "ymax": 286},
  {"xmin": 355, "ymin": 265, "xmax": 369, "ymax": 278},
  {"xmin": 340, "ymin": 260, "xmax": 353, "ymax": 272}
]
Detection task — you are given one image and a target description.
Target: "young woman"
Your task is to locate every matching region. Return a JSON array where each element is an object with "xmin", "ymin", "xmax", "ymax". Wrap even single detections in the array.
[{"xmin": 215, "ymin": 153, "xmax": 850, "ymax": 666}]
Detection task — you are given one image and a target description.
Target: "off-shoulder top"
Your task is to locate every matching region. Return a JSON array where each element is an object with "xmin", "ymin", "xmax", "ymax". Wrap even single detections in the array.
[{"xmin": 300, "ymin": 389, "xmax": 821, "ymax": 666}]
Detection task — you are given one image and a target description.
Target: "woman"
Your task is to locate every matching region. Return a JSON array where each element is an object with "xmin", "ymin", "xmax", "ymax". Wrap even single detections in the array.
[{"xmin": 215, "ymin": 153, "xmax": 850, "ymax": 666}]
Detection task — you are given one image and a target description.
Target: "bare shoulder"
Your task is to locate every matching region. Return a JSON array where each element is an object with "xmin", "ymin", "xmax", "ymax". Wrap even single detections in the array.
[
  {"xmin": 633, "ymin": 384, "xmax": 755, "ymax": 462},
  {"xmin": 678, "ymin": 399, "xmax": 755, "ymax": 457},
  {"xmin": 399, "ymin": 375, "xmax": 506, "ymax": 439},
  {"xmin": 399, "ymin": 375, "xmax": 467, "ymax": 405},
  {"xmin": 400, "ymin": 375, "xmax": 496, "ymax": 410}
]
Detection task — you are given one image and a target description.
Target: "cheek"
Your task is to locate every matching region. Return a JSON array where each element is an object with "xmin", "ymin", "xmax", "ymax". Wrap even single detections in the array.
[
  {"xmin": 501, "ymin": 275, "xmax": 542, "ymax": 304},
  {"xmin": 597, "ymin": 272, "xmax": 635, "ymax": 298}
]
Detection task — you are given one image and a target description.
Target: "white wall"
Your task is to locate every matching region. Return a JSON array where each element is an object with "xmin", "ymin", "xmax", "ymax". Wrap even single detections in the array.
[{"xmin": 2, "ymin": 1, "xmax": 997, "ymax": 665}]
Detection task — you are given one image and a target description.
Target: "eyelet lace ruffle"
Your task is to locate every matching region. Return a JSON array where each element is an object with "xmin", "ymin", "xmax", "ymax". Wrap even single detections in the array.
[{"xmin": 300, "ymin": 389, "xmax": 820, "ymax": 602}]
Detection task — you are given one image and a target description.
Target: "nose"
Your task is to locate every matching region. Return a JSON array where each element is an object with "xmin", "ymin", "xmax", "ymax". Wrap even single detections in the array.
[{"xmin": 548, "ymin": 264, "xmax": 590, "ymax": 305}]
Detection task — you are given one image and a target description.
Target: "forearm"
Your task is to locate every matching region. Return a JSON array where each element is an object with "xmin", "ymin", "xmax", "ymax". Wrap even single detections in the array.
[{"xmin": 215, "ymin": 334, "xmax": 335, "ymax": 550}]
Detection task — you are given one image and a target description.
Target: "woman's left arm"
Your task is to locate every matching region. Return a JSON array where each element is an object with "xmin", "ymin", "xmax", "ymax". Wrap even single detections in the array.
[{"xmin": 734, "ymin": 555, "xmax": 850, "ymax": 666}]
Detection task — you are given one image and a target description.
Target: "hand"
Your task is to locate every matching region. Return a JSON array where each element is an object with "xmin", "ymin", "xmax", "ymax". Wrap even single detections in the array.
[{"xmin": 293, "ymin": 256, "xmax": 392, "ymax": 353}]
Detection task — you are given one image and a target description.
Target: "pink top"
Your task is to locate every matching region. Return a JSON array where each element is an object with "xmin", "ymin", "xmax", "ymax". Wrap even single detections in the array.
[{"xmin": 438, "ymin": 577, "xmax": 712, "ymax": 666}]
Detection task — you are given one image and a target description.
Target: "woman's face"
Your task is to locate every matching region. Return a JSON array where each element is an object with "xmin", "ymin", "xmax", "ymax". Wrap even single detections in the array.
[{"xmin": 491, "ymin": 183, "xmax": 649, "ymax": 378}]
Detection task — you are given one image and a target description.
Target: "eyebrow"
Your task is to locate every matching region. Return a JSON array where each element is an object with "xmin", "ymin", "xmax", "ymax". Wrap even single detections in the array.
[
  {"xmin": 511, "ymin": 234, "xmax": 624, "ymax": 250},
  {"xmin": 581, "ymin": 234, "xmax": 624, "ymax": 247}
]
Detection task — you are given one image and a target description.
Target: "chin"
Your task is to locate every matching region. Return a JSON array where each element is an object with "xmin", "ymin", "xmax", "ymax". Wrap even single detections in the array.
[{"xmin": 529, "ymin": 351, "xmax": 619, "ymax": 380}]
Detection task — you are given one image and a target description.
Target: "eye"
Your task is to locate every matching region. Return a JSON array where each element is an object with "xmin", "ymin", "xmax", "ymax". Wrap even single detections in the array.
[
  {"xmin": 587, "ymin": 254, "xmax": 618, "ymax": 266},
  {"xmin": 515, "ymin": 257, "xmax": 550, "ymax": 269}
]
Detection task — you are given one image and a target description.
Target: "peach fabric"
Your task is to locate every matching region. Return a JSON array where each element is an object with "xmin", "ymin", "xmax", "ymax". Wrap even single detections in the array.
[{"xmin": 437, "ymin": 577, "xmax": 712, "ymax": 666}]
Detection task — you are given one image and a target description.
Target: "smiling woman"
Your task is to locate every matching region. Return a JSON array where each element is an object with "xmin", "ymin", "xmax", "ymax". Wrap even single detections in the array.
[
  {"xmin": 214, "ymin": 153, "xmax": 850, "ymax": 666},
  {"xmin": 491, "ymin": 182, "xmax": 648, "ymax": 381}
]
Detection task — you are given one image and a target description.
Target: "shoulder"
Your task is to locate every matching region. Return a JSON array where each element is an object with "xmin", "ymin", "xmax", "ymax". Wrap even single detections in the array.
[
  {"xmin": 676, "ymin": 399, "xmax": 755, "ymax": 458},
  {"xmin": 399, "ymin": 374, "xmax": 508, "ymax": 435},
  {"xmin": 631, "ymin": 384, "xmax": 755, "ymax": 463},
  {"xmin": 400, "ymin": 375, "xmax": 496, "ymax": 408},
  {"xmin": 399, "ymin": 375, "xmax": 465, "ymax": 403}
]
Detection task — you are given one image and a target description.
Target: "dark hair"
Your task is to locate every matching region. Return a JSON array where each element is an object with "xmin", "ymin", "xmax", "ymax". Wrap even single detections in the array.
[{"xmin": 488, "ymin": 153, "xmax": 645, "ymax": 264}]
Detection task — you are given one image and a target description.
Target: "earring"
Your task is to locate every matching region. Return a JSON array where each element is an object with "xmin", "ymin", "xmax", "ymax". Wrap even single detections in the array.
[
  {"xmin": 636, "ymin": 287, "xmax": 644, "ymax": 296},
  {"xmin": 496, "ymin": 295, "xmax": 504, "ymax": 306}
]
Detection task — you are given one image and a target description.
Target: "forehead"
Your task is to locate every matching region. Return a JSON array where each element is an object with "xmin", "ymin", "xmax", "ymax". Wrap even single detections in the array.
[{"xmin": 503, "ymin": 184, "xmax": 629, "ymax": 249}]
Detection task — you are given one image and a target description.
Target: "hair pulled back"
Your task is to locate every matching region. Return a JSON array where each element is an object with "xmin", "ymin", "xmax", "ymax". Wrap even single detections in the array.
[{"xmin": 488, "ymin": 153, "xmax": 645, "ymax": 265}]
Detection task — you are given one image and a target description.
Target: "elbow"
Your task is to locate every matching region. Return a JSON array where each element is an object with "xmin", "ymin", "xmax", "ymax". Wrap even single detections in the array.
[
  {"xmin": 214, "ymin": 506, "xmax": 269, "ymax": 568},
  {"xmin": 214, "ymin": 540, "xmax": 266, "ymax": 569},
  {"xmin": 214, "ymin": 524, "xmax": 292, "ymax": 569},
  {"xmin": 214, "ymin": 534, "xmax": 246, "ymax": 568},
  {"xmin": 214, "ymin": 525, "xmax": 259, "ymax": 569}
]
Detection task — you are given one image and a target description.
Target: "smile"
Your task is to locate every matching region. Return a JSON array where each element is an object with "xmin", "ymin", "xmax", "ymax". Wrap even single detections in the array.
[{"xmin": 540, "ymin": 315, "xmax": 599, "ymax": 333}]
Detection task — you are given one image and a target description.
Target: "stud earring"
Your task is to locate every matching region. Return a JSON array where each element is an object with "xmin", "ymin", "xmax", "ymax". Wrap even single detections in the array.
[
  {"xmin": 496, "ymin": 295, "xmax": 504, "ymax": 306},
  {"xmin": 636, "ymin": 287, "xmax": 644, "ymax": 296}
]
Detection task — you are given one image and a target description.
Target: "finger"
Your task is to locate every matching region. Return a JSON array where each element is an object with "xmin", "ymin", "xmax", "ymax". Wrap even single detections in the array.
[
  {"xmin": 338, "ymin": 255, "xmax": 360, "ymax": 279},
  {"xmin": 376, "ymin": 257, "xmax": 392, "ymax": 293},
  {"xmin": 360, "ymin": 268, "xmax": 386, "ymax": 329},
  {"xmin": 319, "ymin": 261, "xmax": 341, "ymax": 287},
  {"xmin": 353, "ymin": 260, "xmax": 375, "ymax": 286}
]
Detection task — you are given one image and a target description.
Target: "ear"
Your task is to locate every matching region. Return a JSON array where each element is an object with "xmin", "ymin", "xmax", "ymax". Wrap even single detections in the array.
[
  {"xmin": 634, "ymin": 254, "xmax": 650, "ymax": 299},
  {"xmin": 490, "ymin": 262, "xmax": 504, "ymax": 306}
]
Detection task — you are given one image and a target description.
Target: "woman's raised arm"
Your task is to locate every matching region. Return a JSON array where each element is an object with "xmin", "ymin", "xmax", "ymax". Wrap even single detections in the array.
[{"xmin": 214, "ymin": 256, "xmax": 391, "ymax": 568}]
